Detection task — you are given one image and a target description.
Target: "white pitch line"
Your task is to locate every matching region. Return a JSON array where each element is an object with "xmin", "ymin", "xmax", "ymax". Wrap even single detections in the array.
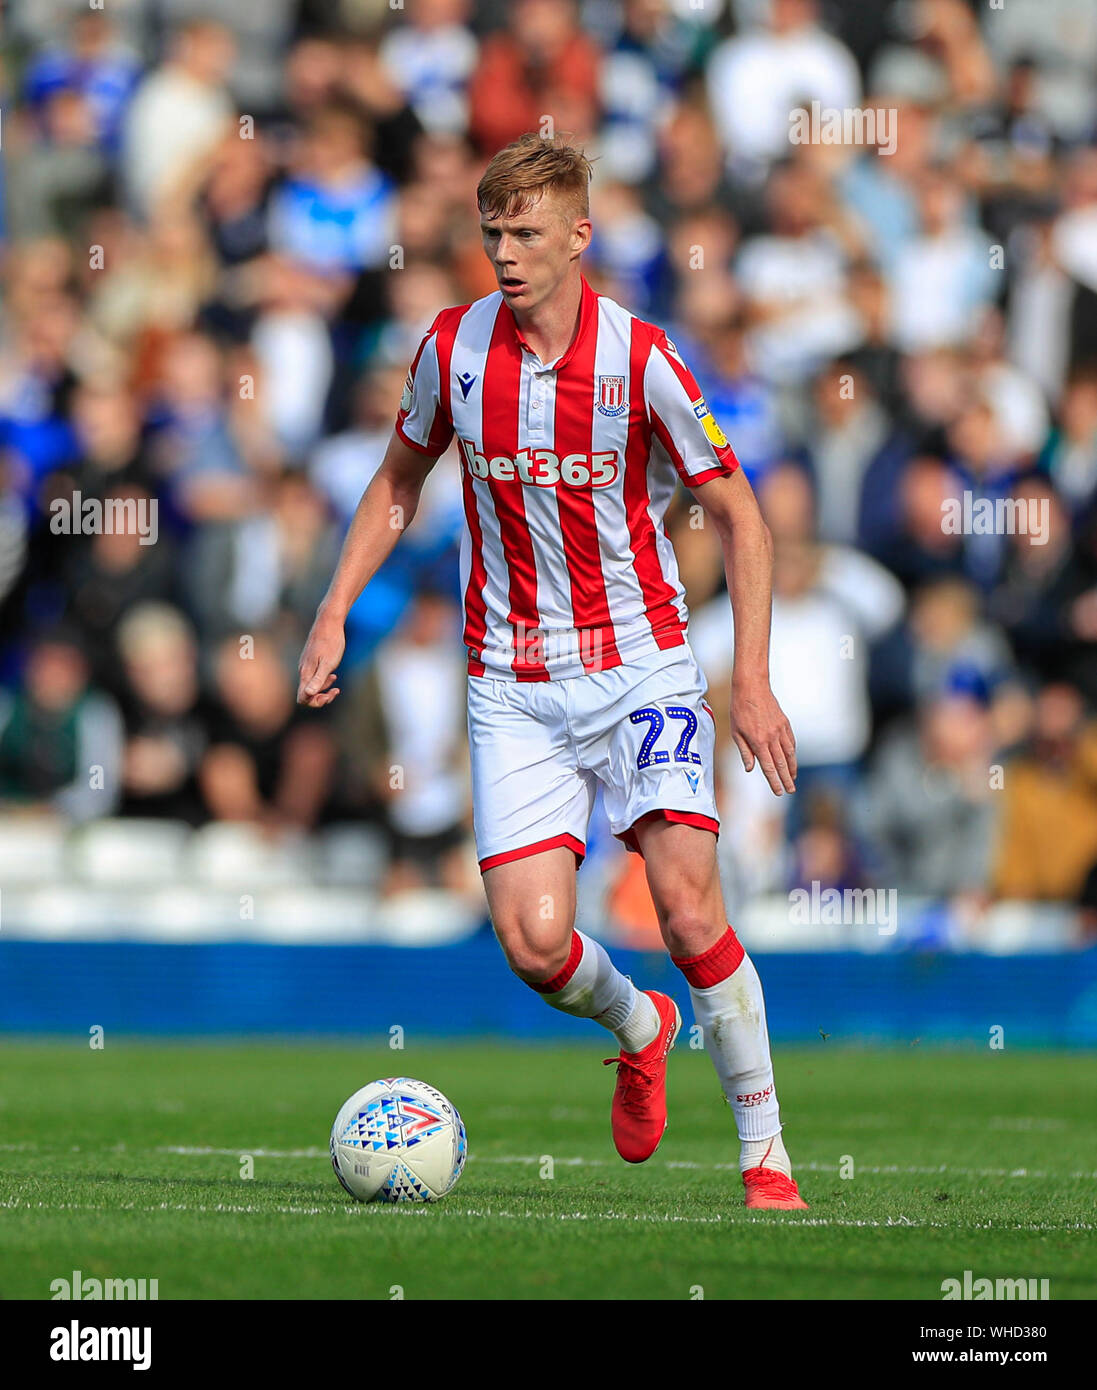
[
  {"xmin": 153, "ymin": 1147, "xmax": 1097, "ymax": 1181},
  {"xmin": 0, "ymin": 1196, "xmax": 1092, "ymax": 1232},
  {"xmin": 160, "ymin": 1145, "xmax": 326, "ymax": 1158},
  {"xmin": 12, "ymin": 1141, "xmax": 1097, "ymax": 1182}
]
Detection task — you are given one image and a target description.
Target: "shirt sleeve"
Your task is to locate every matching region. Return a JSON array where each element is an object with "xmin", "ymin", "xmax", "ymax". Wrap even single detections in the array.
[
  {"xmin": 644, "ymin": 329, "xmax": 740, "ymax": 487},
  {"xmin": 394, "ymin": 317, "xmax": 454, "ymax": 458}
]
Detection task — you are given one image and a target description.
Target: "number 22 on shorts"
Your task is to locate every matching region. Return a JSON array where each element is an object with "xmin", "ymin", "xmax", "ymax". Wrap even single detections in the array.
[{"xmin": 629, "ymin": 705, "xmax": 702, "ymax": 769}]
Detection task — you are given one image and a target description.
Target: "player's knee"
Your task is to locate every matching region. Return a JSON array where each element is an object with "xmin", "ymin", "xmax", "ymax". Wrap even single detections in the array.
[
  {"xmin": 661, "ymin": 908, "xmax": 722, "ymax": 961},
  {"xmin": 494, "ymin": 926, "xmax": 571, "ymax": 985}
]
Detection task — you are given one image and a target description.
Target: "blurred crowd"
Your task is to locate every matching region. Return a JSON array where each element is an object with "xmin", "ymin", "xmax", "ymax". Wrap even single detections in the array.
[{"xmin": 2, "ymin": 0, "xmax": 1097, "ymax": 925}]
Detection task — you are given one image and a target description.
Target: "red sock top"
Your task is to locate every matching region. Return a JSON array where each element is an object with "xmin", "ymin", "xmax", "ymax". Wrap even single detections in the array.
[
  {"xmin": 671, "ymin": 926, "xmax": 744, "ymax": 988},
  {"xmin": 530, "ymin": 930, "xmax": 585, "ymax": 994}
]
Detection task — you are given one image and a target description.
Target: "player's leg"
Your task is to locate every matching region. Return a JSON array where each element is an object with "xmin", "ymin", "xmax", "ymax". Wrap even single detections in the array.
[
  {"xmin": 467, "ymin": 675, "xmax": 666, "ymax": 1145},
  {"xmin": 634, "ymin": 816, "xmax": 807, "ymax": 1209},
  {"xmin": 482, "ymin": 845, "xmax": 660, "ymax": 1056},
  {"xmin": 586, "ymin": 646, "xmax": 806, "ymax": 1205},
  {"xmin": 484, "ymin": 845, "xmax": 678, "ymax": 1165}
]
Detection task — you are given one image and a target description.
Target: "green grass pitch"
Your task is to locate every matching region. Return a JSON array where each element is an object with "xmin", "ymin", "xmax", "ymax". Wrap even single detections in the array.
[{"xmin": 1, "ymin": 1039, "xmax": 1094, "ymax": 1300}]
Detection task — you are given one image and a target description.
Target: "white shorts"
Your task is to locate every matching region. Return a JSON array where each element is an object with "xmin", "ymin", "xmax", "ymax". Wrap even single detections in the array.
[{"xmin": 467, "ymin": 645, "xmax": 720, "ymax": 872}]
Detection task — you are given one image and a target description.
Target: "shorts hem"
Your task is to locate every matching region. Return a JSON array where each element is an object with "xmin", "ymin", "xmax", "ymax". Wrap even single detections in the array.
[
  {"xmin": 615, "ymin": 809, "xmax": 720, "ymax": 857},
  {"xmin": 478, "ymin": 833, "xmax": 586, "ymax": 874}
]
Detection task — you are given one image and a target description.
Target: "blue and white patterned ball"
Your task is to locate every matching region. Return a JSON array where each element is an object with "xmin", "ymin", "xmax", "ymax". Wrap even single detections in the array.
[{"xmin": 330, "ymin": 1078, "xmax": 467, "ymax": 1203}]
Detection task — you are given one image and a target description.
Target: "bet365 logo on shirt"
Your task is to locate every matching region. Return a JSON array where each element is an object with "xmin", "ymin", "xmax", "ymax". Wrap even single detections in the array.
[{"xmin": 459, "ymin": 438, "xmax": 620, "ymax": 488}]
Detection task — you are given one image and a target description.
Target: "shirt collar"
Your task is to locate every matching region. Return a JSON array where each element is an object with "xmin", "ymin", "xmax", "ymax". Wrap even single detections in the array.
[{"xmin": 507, "ymin": 275, "xmax": 597, "ymax": 372}]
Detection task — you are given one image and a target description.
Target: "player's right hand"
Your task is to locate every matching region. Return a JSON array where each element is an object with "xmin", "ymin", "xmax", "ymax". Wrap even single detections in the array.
[{"xmin": 297, "ymin": 613, "xmax": 345, "ymax": 708}]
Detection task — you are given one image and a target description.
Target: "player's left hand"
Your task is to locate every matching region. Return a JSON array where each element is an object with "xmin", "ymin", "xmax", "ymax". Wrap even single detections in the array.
[{"xmin": 730, "ymin": 679, "xmax": 797, "ymax": 795}]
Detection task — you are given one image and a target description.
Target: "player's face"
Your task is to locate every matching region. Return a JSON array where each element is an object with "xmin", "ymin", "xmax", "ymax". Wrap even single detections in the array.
[{"xmin": 481, "ymin": 191, "xmax": 589, "ymax": 315}]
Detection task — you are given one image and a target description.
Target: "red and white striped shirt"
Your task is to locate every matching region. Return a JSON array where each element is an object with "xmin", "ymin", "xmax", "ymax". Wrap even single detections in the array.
[{"xmin": 396, "ymin": 276, "xmax": 739, "ymax": 680}]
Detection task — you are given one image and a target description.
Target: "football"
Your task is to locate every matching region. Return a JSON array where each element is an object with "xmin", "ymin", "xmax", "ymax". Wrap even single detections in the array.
[{"xmin": 329, "ymin": 1077, "xmax": 467, "ymax": 1203}]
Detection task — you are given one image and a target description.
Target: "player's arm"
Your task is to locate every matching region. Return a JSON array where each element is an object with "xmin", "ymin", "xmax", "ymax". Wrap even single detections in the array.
[
  {"xmin": 693, "ymin": 468, "xmax": 797, "ymax": 796},
  {"xmin": 644, "ymin": 328, "xmax": 796, "ymax": 795},
  {"xmin": 296, "ymin": 433, "xmax": 438, "ymax": 708}
]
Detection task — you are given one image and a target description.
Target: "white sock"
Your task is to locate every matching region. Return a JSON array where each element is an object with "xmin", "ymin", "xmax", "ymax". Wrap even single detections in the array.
[
  {"xmin": 539, "ymin": 931, "xmax": 660, "ymax": 1053},
  {"xmin": 686, "ymin": 949, "xmax": 783, "ymax": 1146},
  {"xmin": 739, "ymin": 1130, "xmax": 791, "ymax": 1177}
]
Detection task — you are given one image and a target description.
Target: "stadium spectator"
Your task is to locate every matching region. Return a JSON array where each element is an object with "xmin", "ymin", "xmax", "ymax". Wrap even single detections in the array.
[
  {"xmin": 266, "ymin": 99, "xmax": 397, "ymax": 276},
  {"xmin": 663, "ymin": 204, "xmax": 739, "ymax": 316},
  {"xmin": 5, "ymin": 86, "xmax": 113, "ymax": 243},
  {"xmin": 837, "ymin": 100, "xmax": 935, "ymax": 274},
  {"xmin": 0, "ymin": 271, "xmax": 82, "ymax": 489},
  {"xmin": 993, "ymin": 682, "xmax": 1097, "ymax": 902},
  {"xmin": 888, "ymin": 167, "xmax": 998, "ymax": 354},
  {"xmin": 788, "ymin": 787, "xmax": 866, "ymax": 896},
  {"xmin": 869, "ymin": 0, "xmax": 996, "ymax": 112},
  {"xmin": 184, "ymin": 468, "xmax": 340, "ymax": 643},
  {"xmin": 982, "ymin": 0, "xmax": 1097, "ymax": 144},
  {"xmin": 987, "ymin": 476, "xmax": 1075, "ymax": 681},
  {"xmin": 598, "ymin": 0, "xmax": 707, "ymax": 184},
  {"xmin": 861, "ymin": 687, "xmax": 999, "ymax": 900},
  {"xmin": 1006, "ymin": 215, "xmax": 1074, "ymax": 406},
  {"xmin": 648, "ymin": 101, "xmax": 739, "ymax": 227},
  {"xmin": 308, "ymin": 366, "xmax": 407, "ymax": 527},
  {"xmin": 23, "ymin": 8, "xmax": 141, "ymax": 157},
  {"xmin": 153, "ymin": 0, "xmax": 299, "ymax": 119},
  {"xmin": 123, "ymin": 19, "xmax": 237, "ymax": 220},
  {"xmin": 1040, "ymin": 366, "xmax": 1097, "ymax": 513},
  {"xmin": 337, "ymin": 35, "xmax": 426, "ymax": 189},
  {"xmin": 864, "ymin": 454, "xmax": 964, "ymax": 589},
  {"xmin": 88, "ymin": 213, "xmax": 218, "ymax": 352},
  {"xmin": 179, "ymin": 129, "xmax": 275, "ymax": 273},
  {"xmin": 588, "ymin": 180, "xmax": 666, "ymax": 316},
  {"xmin": 116, "ymin": 602, "xmax": 210, "ymax": 824},
  {"xmin": 249, "ymin": 272, "xmax": 336, "ymax": 457},
  {"xmin": 281, "ymin": 34, "xmax": 344, "ymax": 125},
  {"xmin": 802, "ymin": 359, "xmax": 892, "ymax": 546},
  {"xmin": 0, "ymin": 629, "xmax": 123, "ymax": 821},
  {"xmin": 873, "ymin": 574, "xmax": 1016, "ymax": 719},
  {"xmin": 200, "ymin": 634, "xmax": 336, "ymax": 831},
  {"xmin": 339, "ymin": 587, "xmax": 473, "ymax": 896},
  {"xmin": 844, "ymin": 259, "xmax": 903, "ymax": 417},
  {"xmin": 943, "ymin": 397, "xmax": 1028, "ymax": 592},
  {"xmin": 705, "ymin": 0, "xmax": 860, "ymax": 173},
  {"xmin": 735, "ymin": 161, "xmax": 862, "ymax": 384},
  {"xmin": 1051, "ymin": 148, "xmax": 1097, "ymax": 373},
  {"xmin": 379, "ymin": 0, "xmax": 479, "ymax": 138},
  {"xmin": 686, "ymin": 315, "xmax": 782, "ymax": 484},
  {"xmin": 149, "ymin": 332, "xmax": 269, "ymax": 527},
  {"xmin": 55, "ymin": 482, "xmax": 176, "ymax": 690},
  {"xmin": 693, "ymin": 463, "xmax": 904, "ymax": 836},
  {"xmin": 61, "ymin": 376, "xmax": 155, "ymax": 500},
  {"xmin": 467, "ymin": 0, "xmax": 602, "ymax": 153}
]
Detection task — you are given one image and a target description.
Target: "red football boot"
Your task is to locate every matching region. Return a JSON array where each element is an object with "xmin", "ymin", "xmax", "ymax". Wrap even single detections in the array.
[
  {"xmin": 742, "ymin": 1166, "xmax": 809, "ymax": 1210},
  {"xmin": 602, "ymin": 991, "xmax": 681, "ymax": 1163}
]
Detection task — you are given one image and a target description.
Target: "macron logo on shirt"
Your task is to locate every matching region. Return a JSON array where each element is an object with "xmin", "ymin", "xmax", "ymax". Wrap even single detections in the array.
[{"xmin": 456, "ymin": 371, "xmax": 478, "ymax": 401}]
